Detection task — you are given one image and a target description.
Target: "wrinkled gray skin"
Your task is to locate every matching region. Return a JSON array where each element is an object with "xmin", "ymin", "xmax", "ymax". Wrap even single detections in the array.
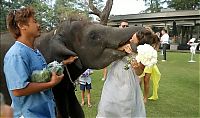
[{"xmin": 0, "ymin": 20, "xmax": 143, "ymax": 118}]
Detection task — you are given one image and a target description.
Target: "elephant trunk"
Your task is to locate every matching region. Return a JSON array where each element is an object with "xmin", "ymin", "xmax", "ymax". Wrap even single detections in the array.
[{"xmin": 106, "ymin": 26, "xmax": 144, "ymax": 49}]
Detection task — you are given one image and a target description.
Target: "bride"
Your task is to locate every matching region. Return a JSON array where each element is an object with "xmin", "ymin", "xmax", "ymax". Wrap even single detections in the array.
[{"xmin": 96, "ymin": 28, "xmax": 159, "ymax": 118}]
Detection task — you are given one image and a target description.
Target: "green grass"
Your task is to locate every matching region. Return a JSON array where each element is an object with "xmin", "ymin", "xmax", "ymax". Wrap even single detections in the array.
[{"xmin": 75, "ymin": 52, "xmax": 199, "ymax": 118}]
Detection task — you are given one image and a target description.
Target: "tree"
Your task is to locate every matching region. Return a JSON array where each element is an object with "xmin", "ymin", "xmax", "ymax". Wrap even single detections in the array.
[
  {"xmin": 53, "ymin": 0, "xmax": 114, "ymax": 25},
  {"xmin": 0, "ymin": 0, "xmax": 22, "ymax": 32},
  {"xmin": 0, "ymin": 0, "xmax": 8, "ymax": 32},
  {"xmin": 0, "ymin": 0, "xmax": 55, "ymax": 31},
  {"xmin": 143, "ymin": 0, "xmax": 164, "ymax": 13},
  {"xmin": 87, "ymin": 0, "xmax": 113, "ymax": 25},
  {"xmin": 167, "ymin": 0, "xmax": 200, "ymax": 10},
  {"xmin": 54, "ymin": 0, "xmax": 90, "ymax": 24},
  {"xmin": 31, "ymin": 0, "xmax": 56, "ymax": 31},
  {"xmin": 0, "ymin": 0, "xmax": 113, "ymax": 31}
]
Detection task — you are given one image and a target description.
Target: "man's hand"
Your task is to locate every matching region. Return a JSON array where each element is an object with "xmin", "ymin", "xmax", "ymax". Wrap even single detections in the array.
[
  {"xmin": 62, "ymin": 56, "xmax": 78, "ymax": 65},
  {"xmin": 49, "ymin": 72, "xmax": 64, "ymax": 86}
]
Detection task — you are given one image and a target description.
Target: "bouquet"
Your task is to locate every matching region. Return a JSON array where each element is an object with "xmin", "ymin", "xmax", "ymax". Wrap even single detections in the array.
[
  {"xmin": 136, "ymin": 44, "xmax": 158, "ymax": 66},
  {"xmin": 31, "ymin": 61, "xmax": 64, "ymax": 83},
  {"xmin": 124, "ymin": 55, "xmax": 135, "ymax": 70},
  {"xmin": 124, "ymin": 44, "xmax": 157, "ymax": 70}
]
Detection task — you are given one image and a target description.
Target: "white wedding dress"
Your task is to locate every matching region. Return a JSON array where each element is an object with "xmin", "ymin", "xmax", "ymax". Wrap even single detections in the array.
[{"xmin": 97, "ymin": 57, "xmax": 146, "ymax": 118}]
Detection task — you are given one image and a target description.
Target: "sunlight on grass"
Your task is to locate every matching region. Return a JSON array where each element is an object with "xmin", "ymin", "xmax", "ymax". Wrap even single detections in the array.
[{"xmin": 75, "ymin": 52, "xmax": 199, "ymax": 118}]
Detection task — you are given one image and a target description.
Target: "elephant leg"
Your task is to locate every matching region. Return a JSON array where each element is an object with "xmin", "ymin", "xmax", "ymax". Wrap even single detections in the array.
[
  {"xmin": 68, "ymin": 91, "xmax": 85, "ymax": 118},
  {"xmin": 53, "ymin": 77, "xmax": 85, "ymax": 118},
  {"xmin": 54, "ymin": 89, "xmax": 85, "ymax": 118},
  {"xmin": 53, "ymin": 85, "xmax": 69, "ymax": 118}
]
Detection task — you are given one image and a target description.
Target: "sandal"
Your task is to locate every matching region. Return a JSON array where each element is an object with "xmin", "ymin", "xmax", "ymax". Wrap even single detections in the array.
[
  {"xmin": 81, "ymin": 102, "xmax": 85, "ymax": 106},
  {"xmin": 88, "ymin": 104, "xmax": 92, "ymax": 108}
]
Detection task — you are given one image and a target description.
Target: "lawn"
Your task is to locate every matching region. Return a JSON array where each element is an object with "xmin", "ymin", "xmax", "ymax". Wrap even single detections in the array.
[{"xmin": 75, "ymin": 52, "xmax": 199, "ymax": 118}]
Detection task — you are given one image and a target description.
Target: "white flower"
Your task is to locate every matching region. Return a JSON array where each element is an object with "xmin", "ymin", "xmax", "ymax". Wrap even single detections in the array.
[{"xmin": 135, "ymin": 44, "xmax": 157, "ymax": 67}]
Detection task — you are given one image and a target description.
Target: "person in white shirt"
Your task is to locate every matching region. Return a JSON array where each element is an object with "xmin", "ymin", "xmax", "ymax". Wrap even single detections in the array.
[
  {"xmin": 160, "ymin": 29, "xmax": 169, "ymax": 61},
  {"xmin": 79, "ymin": 69, "xmax": 93, "ymax": 107}
]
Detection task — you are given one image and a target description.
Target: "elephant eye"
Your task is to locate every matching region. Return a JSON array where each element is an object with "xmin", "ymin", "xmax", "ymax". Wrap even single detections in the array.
[{"xmin": 89, "ymin": 31, "xmax": 101, "ymax": 40}]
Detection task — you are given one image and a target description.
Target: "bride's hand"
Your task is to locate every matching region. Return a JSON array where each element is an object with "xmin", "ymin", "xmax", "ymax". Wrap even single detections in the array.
[
  {"xmin": 118, "ymin": 44, "xmax": 132, "ymax": 53},
  {"xmin": 131, "ymin": 60, "xmax": 144, "ymax": 75}
]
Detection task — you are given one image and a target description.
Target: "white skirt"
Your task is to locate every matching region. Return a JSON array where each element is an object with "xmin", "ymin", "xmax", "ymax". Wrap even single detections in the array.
[{"xmin": 97, "ymin": 59, "xmax": 146, "ymax": 118}]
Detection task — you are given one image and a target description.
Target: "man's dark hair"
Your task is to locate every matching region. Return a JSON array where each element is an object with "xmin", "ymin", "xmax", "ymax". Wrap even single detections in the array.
[
  {"xmin": 119, "ymin": 19, "xmax": 128, "ymax": 25},
  {"xmin": 6, "ymin": 7, "xmax": 35, "ymax": 39}
]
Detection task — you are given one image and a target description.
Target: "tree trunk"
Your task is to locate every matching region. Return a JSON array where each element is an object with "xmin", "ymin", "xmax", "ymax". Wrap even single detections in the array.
[{"xmin": 88, "ymin": 0, "xmax": 113, "ymax": 25}]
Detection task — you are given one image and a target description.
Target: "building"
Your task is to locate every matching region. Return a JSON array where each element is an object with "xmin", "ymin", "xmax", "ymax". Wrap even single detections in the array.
[{"xmin": 108, "ymin": 9, "xmax": 200, "ymax": 50}]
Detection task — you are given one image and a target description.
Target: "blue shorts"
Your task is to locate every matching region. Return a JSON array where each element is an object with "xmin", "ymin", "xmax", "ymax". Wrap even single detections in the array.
[{"xmin": 80, "ymin": 83, "xmax": 92, "ymax": 91}]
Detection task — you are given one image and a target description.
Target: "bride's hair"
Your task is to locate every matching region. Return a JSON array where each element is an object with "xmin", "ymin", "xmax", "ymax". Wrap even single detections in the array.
[{"xmin": 136, "ymin": 28, "xmax": 160, "ymax": 48}]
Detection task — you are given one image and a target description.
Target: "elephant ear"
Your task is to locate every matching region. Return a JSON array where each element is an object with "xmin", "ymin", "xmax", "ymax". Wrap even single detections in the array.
[{"xmin": 49, "ymin": 35, "xmax": 83, "ymax": 69}]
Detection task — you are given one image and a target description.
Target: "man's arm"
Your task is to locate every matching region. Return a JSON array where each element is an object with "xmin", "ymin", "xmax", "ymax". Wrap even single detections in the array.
[{"xmin": 12, "ymin": 72, "xmax": 63, "ymax": 96}]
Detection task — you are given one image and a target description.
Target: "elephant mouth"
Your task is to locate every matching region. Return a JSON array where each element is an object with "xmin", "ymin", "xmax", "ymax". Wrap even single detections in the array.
[
  {"xmin": 117, "ymin": 39, "xmax": 131, "ymax": 52},
  {"xmin": 118, "ymin": 39, "xmax": 131, "ymax": 48},
  {"xmin": 104, "ymin": 47, "xmax": 127, "ymax": 58},
  {"xmin": 106, "ymin": 39, "xmax": 130, "ymax": 56},
  {"xmin": 115, "ymin": 49, "xmax": 127, "ymax": 56}
]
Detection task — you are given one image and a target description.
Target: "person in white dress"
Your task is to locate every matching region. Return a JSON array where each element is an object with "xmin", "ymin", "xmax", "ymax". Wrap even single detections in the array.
[{"xmin": 97, "ymin": 28, "xmax": 160, "ymax": 118}]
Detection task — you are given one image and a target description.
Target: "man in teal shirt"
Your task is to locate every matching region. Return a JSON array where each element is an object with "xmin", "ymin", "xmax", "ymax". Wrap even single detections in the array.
[{"xmin": 4, "ymin": 7, "xmax": 76, "ymax": 118}]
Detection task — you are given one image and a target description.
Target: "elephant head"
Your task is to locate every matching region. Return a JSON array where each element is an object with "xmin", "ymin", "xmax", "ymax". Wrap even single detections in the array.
[{"xmin": 35, "ymin": 20, "xmax": 143, "ymax": 70}]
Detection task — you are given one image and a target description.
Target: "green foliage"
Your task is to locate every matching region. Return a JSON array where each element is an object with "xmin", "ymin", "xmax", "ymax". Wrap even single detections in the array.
[
  {"xmin": 51, "ymin": 0, "xmax": 92, "ymax": 25},
  {"xmin": 0, "ymin": 0, "xmax": 55, "ymax": 31},
  {"xmin": 0, "ymin": 0, "xmax": 106, "ymax": 32},
  {"xmin": 0, "ymin": 0, "xmax": 19, "ymax": 32},
  {"xmin": 167, "ymin": 0, "xmax": 200, "ymax": 10},
  {"xmin": 30, "ymin": 0, "xmax": 56, "ymax": 31},
  {"xmin": 144, "ymin": 0, "xmax": 165, "ymax": 13},
  {"xmin": 91, "ymin": 0, "xmax": 104, "ymax": 11},
  {"xmin": 0, "ymin": 0, "xmax": 91, "ymax": 32},
  {"xmin": 143, "ymin": 0, "xmax": 200, "ymax": 12},
  {"xmin": 75, "ymin": 52, "xmax": 199, "ymax": 118}
]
